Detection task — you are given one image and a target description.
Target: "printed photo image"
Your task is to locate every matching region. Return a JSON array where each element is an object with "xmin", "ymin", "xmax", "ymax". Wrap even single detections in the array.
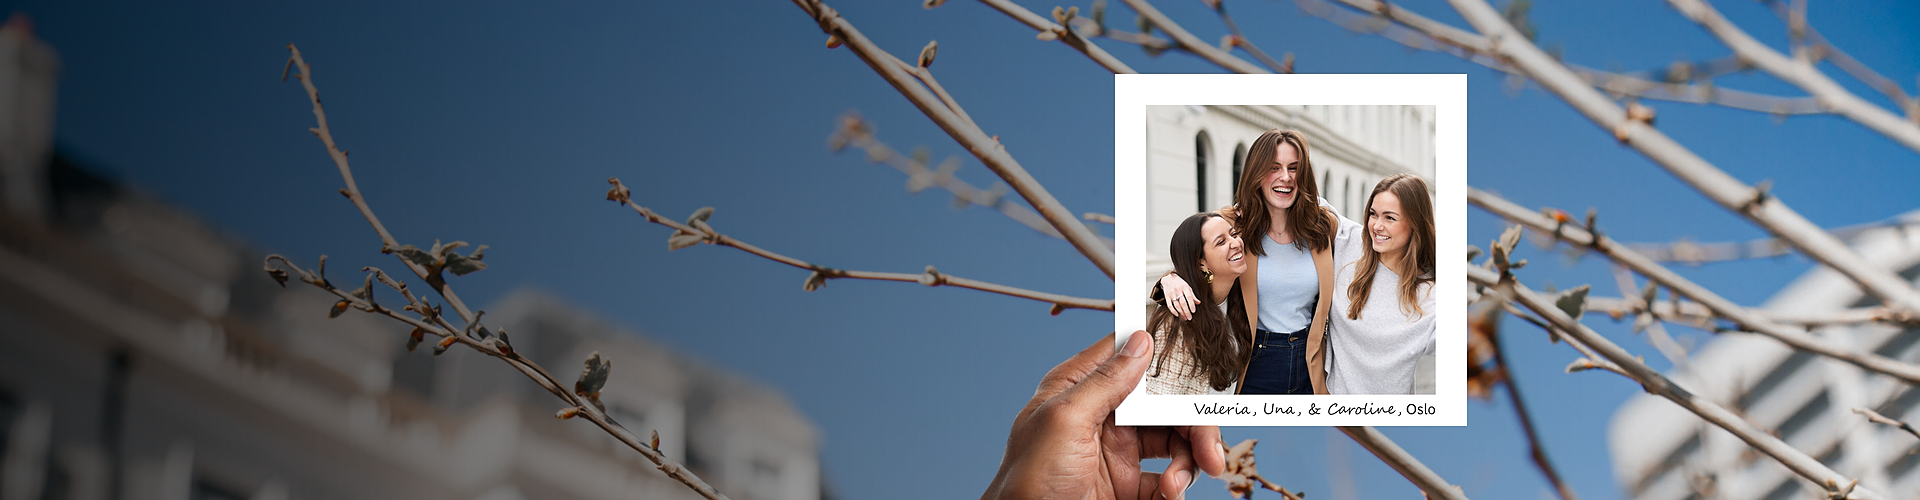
[
  {"xmin": 1113, "ymin": 75, "xmax": 1466, "ymax": 426},
  {"xmin": 1140, "ymin": 111, "xmax": 1437, "ymax": 396}
]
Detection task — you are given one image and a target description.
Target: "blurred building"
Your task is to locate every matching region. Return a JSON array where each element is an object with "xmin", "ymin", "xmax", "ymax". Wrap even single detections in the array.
[
  {"xmin": 1609, "ymin": 220, "xmax": 1920, "ymax": 499},
  {"xmin": 0, "ymin": 21, "xmax": 821, "ymax": 500}
]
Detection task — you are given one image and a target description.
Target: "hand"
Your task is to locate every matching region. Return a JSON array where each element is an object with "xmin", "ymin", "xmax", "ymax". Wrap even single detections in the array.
[
  {"xmin": 981, "ymin": 332, "xmax": 1227, "ymax": 500},
  {"xmin": 1159, "ymin": 274, "xmax": 1199, "ymax": 321}
]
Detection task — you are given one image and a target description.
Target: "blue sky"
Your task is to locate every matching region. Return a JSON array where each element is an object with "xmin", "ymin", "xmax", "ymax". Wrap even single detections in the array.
[{"xmin": 9, "ymin": 0, "xmax": 1919, "ymax": 498}]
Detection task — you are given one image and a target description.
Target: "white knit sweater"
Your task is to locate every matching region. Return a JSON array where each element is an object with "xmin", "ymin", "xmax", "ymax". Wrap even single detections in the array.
[{"xmin": 1325, "ymin": 218, "xmax": 1437, "ymax": 395}]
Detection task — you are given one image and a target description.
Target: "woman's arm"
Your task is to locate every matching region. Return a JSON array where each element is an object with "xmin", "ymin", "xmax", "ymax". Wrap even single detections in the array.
[
  {"xmin": 1324, "ymin": 202, "xmax": 1365, "ymax": 267},
  {"xmin": 1155, "ymin": 272, "xmax": 1199, "ymax": 321}
]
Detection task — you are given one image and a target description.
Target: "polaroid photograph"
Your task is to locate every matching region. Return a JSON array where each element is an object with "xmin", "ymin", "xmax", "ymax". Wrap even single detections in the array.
[{"xmin": 1113, "ymin": 74, "xmax": 1466, "ymax": 426}]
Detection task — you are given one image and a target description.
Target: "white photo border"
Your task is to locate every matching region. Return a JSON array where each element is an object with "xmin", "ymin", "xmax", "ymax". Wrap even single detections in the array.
[{"xmin": 1114, "ymin": 74, "xmax": 1467, "ymax": 426}]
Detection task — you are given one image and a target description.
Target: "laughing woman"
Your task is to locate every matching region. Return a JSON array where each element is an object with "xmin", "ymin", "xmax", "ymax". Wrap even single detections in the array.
[
  {"xmin": 1144, "ymin": 212, "xmax": 1252, "ymax": 395},
  {"xmin": 1326, "ymin": 173, "xmax": 1437, "ymax": 394},
  {"xmin": 1155, "ymin": 130, "xmax": 1347, "ymax": 395}
]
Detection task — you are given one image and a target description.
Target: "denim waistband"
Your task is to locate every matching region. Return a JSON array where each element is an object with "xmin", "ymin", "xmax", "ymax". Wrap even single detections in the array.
[{"xmin": 1255, "ymin": 326, "xmax": 1310, "ymax": 341}]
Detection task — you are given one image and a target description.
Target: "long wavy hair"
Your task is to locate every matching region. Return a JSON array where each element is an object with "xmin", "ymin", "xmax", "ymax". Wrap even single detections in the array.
[
  {"xmin": 1346, "ymin": 173, "xmax": 1436, "ymax": 320},
  {"xmin": 1233, "ymin": 129, "xmax": 1333, "ymax": 257},
  {"xmin": 1148, "ymin": 212, "xmax": 1251, "ymax": 391}
]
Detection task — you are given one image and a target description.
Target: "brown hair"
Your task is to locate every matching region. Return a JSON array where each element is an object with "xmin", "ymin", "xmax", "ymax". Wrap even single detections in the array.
[
  {"xmin": 1232, "ymin": 130, "xmax": 1333, "ymax": 257},
  {"xmin": 1346, "ymin": 173, "xmax": 1436, "ymax": 320},
  {"xmin": 1147, "ymin": 212, "xmax": 1251, "ymax": 391}
]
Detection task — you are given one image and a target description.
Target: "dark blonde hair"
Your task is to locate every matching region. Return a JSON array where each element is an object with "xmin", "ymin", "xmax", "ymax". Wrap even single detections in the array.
[
  {"xmin": 1233, "ymin": 130, "xmax": 1332, "ymax": 256},
  {"xmin": 1147, "ymin": 212, "xmax": 1251, "ymax": 391},
  {"xmin": 1346, "ymin": 173, "xmax": 1436, "ymax": 320}
]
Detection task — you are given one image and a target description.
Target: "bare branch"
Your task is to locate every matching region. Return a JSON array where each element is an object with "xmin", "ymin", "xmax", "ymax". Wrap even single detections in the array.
[
  {"xmin": 793, "ymin": 0, "xmax": 1116, "ymax": 278},
  {"xmin": 283, "ymin": 45, "xmax": 729, "ymax": 500},
  {"xmin": 1618, "ymin": 212, "xmax": 1920, "ymax": 265},
  {"xmin": 1066, "ymin": 17, "xmax": 1179, "ymax": 53},
  {"xmin": 1220, "ymin": 439, "xmax": 1306, "ymax": 500},
  {"xmin": 606, "ymin": 181, "xmax": 1113, "ymax": 314},
  {"xmin": 1450, "ymin": 0, "xmax": 1920, "ymax": 336},
  {"xmin": 1760, "ymin": 0, "xmax": 1915, "ymax": 117},
  {"xmin": 1337, "ymin": 427, "xmax": 1468, "ymax": 500},
  {"xmin": 972, "ymin": 0, "xmax": 1138, "ymax": 74},
  {"xmin": 1465, "ymin": 265, "xmax": 1883, "ymax": 500},
  {"xmin": 1586, "ymin": 296, "xmax": 1917, "ymax": 329},
  {"xmin": 1294, "ymin": 0, "xmax": 1825, "ymax": 116},
  {"xmin": 1469, "ymin": 188, "xmax": 1920, "ymax": 385},
  {"xmin": 1210, "ymin": 0, "xmax": 1291, "ymax": 73},
  {"xmin": 1493, "ymin": 302, "xmax": 1630, "ymax": 378},
  {"xmin": 1483, "ymin": 294, "xmax": 1579, "ymax": 500},
  {"xmin": 1853, "ymin": 407, "xmax": 1920, "ymax": 441},
  {"xmin": 1665, "ymin": 0, "xmax": 1920, "ymax": 152},
  {"xmin": 1116, "ymin": 0, "xmax": 1269, "ymax": 73},
  {"xmin": 828, "ymin": 112, "xmax": 1114, "ymax": 249},
  {"xmin": 1609, "ymin": 266, "xmax": 1689, "ymax": 366}
]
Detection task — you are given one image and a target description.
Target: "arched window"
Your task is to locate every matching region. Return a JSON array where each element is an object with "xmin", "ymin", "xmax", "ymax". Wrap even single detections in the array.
[
  {"xmin": 1321, "ymin": 170, "xmax": 1330, "ymax": 207},
  {"xmin": 1195, "ymin": 132, "xmax": 1211, "ymax": 212},
  {"xmin": 1231, "ymin": 142, "xmax": 1247, "ymax": 199},
  {"xmin": 1343, "ymin": 177, "xmax": 1353, "ymax": 219}
]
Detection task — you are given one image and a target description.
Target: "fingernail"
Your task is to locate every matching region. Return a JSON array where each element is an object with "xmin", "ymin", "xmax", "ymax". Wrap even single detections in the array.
[
  {"xmin": 1122, "ymin": 330, "xmax": 1150, "ymax": 358},
  {"xmin": 1179, "ymin": 469, "xmax": 1194, "ymax": 489}
]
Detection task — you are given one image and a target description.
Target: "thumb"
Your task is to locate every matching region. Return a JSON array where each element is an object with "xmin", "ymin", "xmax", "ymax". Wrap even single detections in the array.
[{"xmin": 1052, "ymin": 330, "xmax": 1153, "ymax": 418}]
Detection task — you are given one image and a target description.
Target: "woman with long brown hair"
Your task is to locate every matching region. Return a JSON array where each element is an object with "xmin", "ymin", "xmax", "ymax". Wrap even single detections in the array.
[
  {"xmin": 1156, "ymin": 129, "xmax": 1350, "ymax": 395},
  {"xmin": 1144, "ymin": 212, "xmax": 1252, "ymax": 394},
  {"xmin": 1326, "ymin": 173, "xmax": 1437, "ymax": 394}
]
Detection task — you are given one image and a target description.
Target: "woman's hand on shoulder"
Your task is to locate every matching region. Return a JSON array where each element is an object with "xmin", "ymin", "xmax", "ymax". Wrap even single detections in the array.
[{"xmin": 1159, "ymin": 273, "xmax": 1199, "ymax": 321}]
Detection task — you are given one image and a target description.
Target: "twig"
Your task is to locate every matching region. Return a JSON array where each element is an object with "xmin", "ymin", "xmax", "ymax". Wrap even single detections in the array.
[
  {"xmin": 1336, "ymin": 427, "xmax": 1468, "ymax": 500},
  {"xmin": 1066, "ymin": 17, "xmax": 1179, "ymax": 53},
  {"xmin": 1586, "ymin": 296, "xmax": 1919, "ymax": 329},
  {"xmin": 605, "ymin": 179, "xmax": 1112, "ymax": 314},
  {"xmin": 282, "ymin": 45, "xmax": 730, "ymax": 500},
  {"xmin": 1469, "ymin": 188, "xmax": 1920, "ymax": 385},
  {"xmin": 1116, "ymin": 0, "xmax": 1269, "ymax": 73},
  {"xmin": 1609, "ymin": 266, "xmax": 1689, "ymax": 366},
  {"xmin": 1485, "ymin": 296, "xmax": 1579, "ymax": 500},
  {"xmin": 1618, "ymin": 212, "xmax": 1920, "ymax": 264},
  {"xmin": 1465, "ymin": 265, "xmax": 1884, "ymax": 500},
  {"xmin": 1220, "ymin": 439, "xmax": 1305, "ymax": 500},
  {"xmin": 1210, "ymin": 0, "xmax": 1290, "ymax": 73},
  {"xmin": 829, "ymin": 112, "xmax": 1113, "ymax": 249},
  {"xmin": 1665, "ymin": 0, "xmax": 1920, "ymax": 153},
  {"xmin": 1489, "ymin": 301, "xmax": 1629, "ymax": 377},
  {"xmin": 1760, "ymin": 0, "xmax": 1915, "ymax": 117},
  {"xmin": 794, "ymin": 0, "xmax": 1116, "ymax": 278},
  {"xmin": 971, "ymin": 0, "xmax": 1138, "ymax": 74},
  {"xmin": 1294, "ymin": 0, "xmax": 1825, "ymax": 116},
  {"xmin": 1853, "ymin": 407, "xmax": 1920, "ymax": 441}
]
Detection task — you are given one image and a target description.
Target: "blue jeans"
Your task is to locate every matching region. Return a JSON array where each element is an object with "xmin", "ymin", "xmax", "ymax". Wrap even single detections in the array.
[{"xmin": 1241, "ymin": 327, "xmax": 1311, "ymax": 395}]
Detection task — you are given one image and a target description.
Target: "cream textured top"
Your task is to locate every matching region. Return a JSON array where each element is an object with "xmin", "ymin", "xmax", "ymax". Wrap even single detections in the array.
[{"xmin": 1144, "ymin": 302, "xmax": 1238, "ymax": 395}]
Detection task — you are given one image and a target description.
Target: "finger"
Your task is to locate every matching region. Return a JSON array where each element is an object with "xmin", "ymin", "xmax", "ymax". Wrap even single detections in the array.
[
  {"xmin": 1157, "ymin": 430, "xmax": 1195, "ymax": 500},
  {"xmin": 1021, "ymin": 333, "xmax": 1118, "ymax": 421},
  {"xmin": 1135, "ymin": 472, "xmax": 1169, "ymax": 500},
  {"xmin": 1176, "ymin": 426, "xmax": 1227, "ymax": 478},
  {"xmin": 1049, "ymin": 329, "xmax": 1153, "ymax": 418}
]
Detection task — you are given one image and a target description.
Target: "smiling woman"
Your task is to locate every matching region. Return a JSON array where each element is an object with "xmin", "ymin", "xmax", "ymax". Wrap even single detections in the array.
[
  {"xmin": 1327, "ymin": 173, "xmax": 1437, "ymax": 395},
  {"xmin": 1144, "ymin": 212, "xmax": 1252, "ymax": 394}
]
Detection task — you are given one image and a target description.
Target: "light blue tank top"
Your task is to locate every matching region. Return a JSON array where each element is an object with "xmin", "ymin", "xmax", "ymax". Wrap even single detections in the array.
[{"xmin": 1256, "ymin": 234, "xmax": 1317, "ymax": 333}]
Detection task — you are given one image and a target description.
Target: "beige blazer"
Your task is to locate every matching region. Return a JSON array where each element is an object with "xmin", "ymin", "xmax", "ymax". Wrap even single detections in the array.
[{"xmin": 1233, "ymin": 207, "xmax": 1337, "ymax": 395}]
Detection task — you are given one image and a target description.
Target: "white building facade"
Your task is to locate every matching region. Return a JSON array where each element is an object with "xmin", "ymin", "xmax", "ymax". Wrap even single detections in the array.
[
  {"xmin": 1609, "ymin": 220, "xmax": 1920, "ymax": 499},
  {"xmin": 1142, "ymin": 104, "xmax": 1435, "ymax": 284}
]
